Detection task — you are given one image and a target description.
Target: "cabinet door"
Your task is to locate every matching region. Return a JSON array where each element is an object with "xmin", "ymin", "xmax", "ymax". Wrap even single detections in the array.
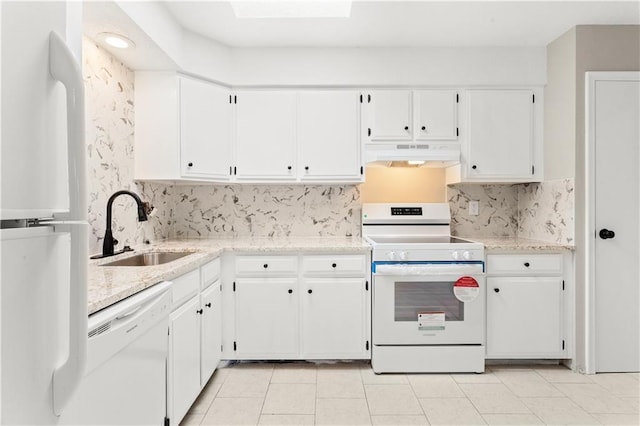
[
  {"xmin": 179, "ymin": 77, "xmax": 232, "ymax": 180},
  {"xmin": 487, "ymin": 277, "xmax": 563, "ymax": 358},
  {"xmin": 415, "ymin": 90, "xmax": 458, "ymax": 140},
  {"xmin": 368, "ymin": 90, "xmax": 412, "ymax": 141},
  {"xmin": 298, "ymin": 91, "xmax": 362, "ymax": 181},
  {"xmin": 200, "ymin": 280, "xmax": 222, "ymax": 386},
  {"xmin": 234, "ymin": 278, "xmax": 298, "ymax": 358},
  {"xmin": 168, "ymin": 296, "xmax": 201, "ymax": 424},
  {"xmin": 467, "ymin": 90, "xmax": 534, "ymax": 179},
  {"xmin": 301, "ymin": 278, "xmax": 368, "ymax": 358},
  {"xmin": 235, "ymin": 91, "xmax": 296, "ymax": 180}
]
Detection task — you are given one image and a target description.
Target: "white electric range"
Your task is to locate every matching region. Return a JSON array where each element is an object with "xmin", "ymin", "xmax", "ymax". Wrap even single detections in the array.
[{"xmin": 363, "ymin": 203, "xmax": 486, "ymax": 373}]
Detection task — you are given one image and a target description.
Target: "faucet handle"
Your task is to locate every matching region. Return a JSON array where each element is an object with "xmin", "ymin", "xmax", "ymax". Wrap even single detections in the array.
[{"xmin": 143, "ymin": 202, "xmax": 155, "ymax": 217}]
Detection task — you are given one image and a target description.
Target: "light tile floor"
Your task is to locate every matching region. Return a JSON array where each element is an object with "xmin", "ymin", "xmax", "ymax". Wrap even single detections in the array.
[{"xmin": 180, "ymin": 362, "xmax": 640, "ymax": 426}]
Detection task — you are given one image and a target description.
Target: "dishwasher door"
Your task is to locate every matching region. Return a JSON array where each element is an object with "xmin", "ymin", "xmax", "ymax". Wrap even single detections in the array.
[{"xmin": 60, "ymin": 281, "xmax": 172, "ymax": 425}]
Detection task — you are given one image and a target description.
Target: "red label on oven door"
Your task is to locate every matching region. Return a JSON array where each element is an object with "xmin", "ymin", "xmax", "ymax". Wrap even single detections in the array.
[{"xmin": 453, "ymin": 276, "xmax": 479, "ymax": 302}]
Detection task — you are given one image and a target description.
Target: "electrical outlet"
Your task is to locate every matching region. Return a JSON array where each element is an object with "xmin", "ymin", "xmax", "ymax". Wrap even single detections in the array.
[{"xmin": 469, "ymin": 200, "xmax": 479, "ymax": 216}]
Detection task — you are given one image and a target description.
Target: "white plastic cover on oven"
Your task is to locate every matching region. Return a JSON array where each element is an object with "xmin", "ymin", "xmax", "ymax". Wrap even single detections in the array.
[{"xmin": 373, "ymin": 263, "xmax": 484, "ymax": 276}]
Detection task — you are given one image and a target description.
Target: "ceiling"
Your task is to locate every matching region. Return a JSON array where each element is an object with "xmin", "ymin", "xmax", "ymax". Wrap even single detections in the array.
[{"xmin": 163, "ymin": 1, "xmax": 640, "ymax": 48}]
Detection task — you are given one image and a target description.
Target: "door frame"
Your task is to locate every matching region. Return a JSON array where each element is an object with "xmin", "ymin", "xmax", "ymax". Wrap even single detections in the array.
[{"xmin": 584, "ymin": 71, "xmax": 640, "ymax": 374}]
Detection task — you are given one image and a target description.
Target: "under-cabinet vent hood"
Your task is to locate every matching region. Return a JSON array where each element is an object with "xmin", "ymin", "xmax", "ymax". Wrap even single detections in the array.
[{"xmin": 364, "ymin": 143, "xmax": 460, "ymax": 168}]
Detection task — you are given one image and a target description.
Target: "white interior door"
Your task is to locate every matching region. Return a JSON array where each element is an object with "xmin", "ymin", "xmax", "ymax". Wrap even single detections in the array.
[{"xmin": 588, "ymin": 72, "xmax": 640, "ymax": 373}]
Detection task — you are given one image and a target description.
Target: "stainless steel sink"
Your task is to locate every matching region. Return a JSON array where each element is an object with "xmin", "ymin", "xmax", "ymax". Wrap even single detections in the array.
[{"xmin": 102, "ymin": 251, "xmax": 195, "ymax": 267}]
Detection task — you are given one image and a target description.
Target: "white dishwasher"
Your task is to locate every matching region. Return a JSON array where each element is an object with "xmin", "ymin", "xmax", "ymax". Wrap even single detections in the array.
[{"xmin": 60, "ymin": 281, "xmax": 172, "ymax": 425}]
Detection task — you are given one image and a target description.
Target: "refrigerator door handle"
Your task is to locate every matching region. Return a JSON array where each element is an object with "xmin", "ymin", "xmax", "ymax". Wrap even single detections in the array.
[
  {"xmin": 49, "ymin": 31, "xmax": 88, "ymax": 416},
  {"xmin": 49, "ymin": 30, "xmax": 87, "ymax": 223}
]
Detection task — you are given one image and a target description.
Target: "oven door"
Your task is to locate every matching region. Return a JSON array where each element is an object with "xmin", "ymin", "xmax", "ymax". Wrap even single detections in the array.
[{"xmin": 373, "ymin": 263, "xmax": 485, "ymax": 345}]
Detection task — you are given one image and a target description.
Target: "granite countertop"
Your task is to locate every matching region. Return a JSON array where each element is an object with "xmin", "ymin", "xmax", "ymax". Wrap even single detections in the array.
[
  {"xmin": 460, "ymin": 236, "xmax": 575, "ymax": 251},
  {"xmin": 88, "ymin": 236, "xmax": 371, "ymax": 314}
]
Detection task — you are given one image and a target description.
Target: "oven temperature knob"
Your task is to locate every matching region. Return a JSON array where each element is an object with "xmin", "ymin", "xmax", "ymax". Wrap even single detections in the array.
[
  {"xmin": 462, "ymin": 251, "xmax": 472, "ymax": 260},
  {"xmin": 451, "ymin": 251, "xmax": 460, "ymax": 260},
  {"xmin": 398, "ymin": 251, "xmax": 408, "ymax": 261},
  {"xmin": 387, "ymin": 251, "xmax": 397, "ymax": 261}
]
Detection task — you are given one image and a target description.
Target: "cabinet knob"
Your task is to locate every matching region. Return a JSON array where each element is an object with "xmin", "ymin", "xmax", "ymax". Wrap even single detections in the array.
[
  {"xmin": 188, "ymin": 162, "xmax": 193, "ymax": 167},
  {"xmin": 263, "ymin": 263, "xmax": 268, "ymax": 269},
  {"xmin": 471, "ymin": 165, "xmax": 477, "ymax": 170},
  {"xmin": 421, "ymin": 126, "xmax": 426, "ymax": 131},
  {"xmin": 404, "ymin": 126, "xmax": 409, "ymax": 131},
  {"xmin": 494, "ymin": 288, "xmax": 500, "ymax": 293},
  {"xmin": 205, "ymin": 302, "xmax": 212, "ymax": 308},
  {"xmin": 287, "ymin": 166, "xmax": 292, "ymax": 171},
  {"xmin": 288, "ymin": 289, "xmax": 293, "ymax": 294},
  {"xmin": 308, "ymin": 289, "xmax": 313, "ymax": 294},
  {"xmin": 332, "ymin": 263, "xmax": 337, "ymax": 268},
  {"xmin": 196, "ymin": 309, "xmax": 203, "ymax": 315},
  {"xmin": 524, "ymin": 262, "xmax": 530, "ymax": 267},
  {"xmin": 305, "ymin": 166, "xmax": 309, "ymax": 171}
]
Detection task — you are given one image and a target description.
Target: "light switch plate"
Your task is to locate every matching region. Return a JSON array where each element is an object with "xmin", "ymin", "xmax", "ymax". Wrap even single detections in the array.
[{"xmin": 469, "ymin": 200, "xmax": 479, "ymax": 216}]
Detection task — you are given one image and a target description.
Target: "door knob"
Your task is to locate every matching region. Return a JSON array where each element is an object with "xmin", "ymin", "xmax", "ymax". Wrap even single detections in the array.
[{"xmin": 599, "ymin": 229, "xmax": 615, "ymax": 240}]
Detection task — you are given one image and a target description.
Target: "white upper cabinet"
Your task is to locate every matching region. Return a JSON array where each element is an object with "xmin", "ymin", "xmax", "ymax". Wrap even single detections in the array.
[
  {"xmin": 368, "ymin": 90, "xmax": 413, "ymax": 141},
  {"xmin": 180, "ymin": 77, "xmax": 232, "ymax": 180},
  {"xmin": 297, "ymin": 91, "xmax": 362, "ymax": 181},
  {"xmin": 415, "ymin": 90, "xmax": 458, "ymax": 140},
  {"xmin": 135, "ymin": 72, "xmax": 232, "ymax": 182},
  {"xmin": 234, "ymin": 90, "xmax": 297, "ymax": 181},
  {"xmin": 463, "ymin": 89, "xmax": 538, "ymax": 181}
]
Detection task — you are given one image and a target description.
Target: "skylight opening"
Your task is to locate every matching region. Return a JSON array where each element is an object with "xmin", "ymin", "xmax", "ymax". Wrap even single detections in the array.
[{"xmin": 230, "ymin": 1, "xmax": 352, "ymax": 19}]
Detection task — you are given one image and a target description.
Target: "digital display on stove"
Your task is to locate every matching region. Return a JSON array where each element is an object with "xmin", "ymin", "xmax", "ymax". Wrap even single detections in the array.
[{"xmin": 391, "ymin": 207, "xmax": 423, "ymax": 216}]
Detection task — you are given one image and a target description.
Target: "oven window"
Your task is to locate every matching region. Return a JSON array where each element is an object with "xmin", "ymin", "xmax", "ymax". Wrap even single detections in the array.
[{"xmin": 394, "ymin": 281, "xmax": 464, "ymax": 322}]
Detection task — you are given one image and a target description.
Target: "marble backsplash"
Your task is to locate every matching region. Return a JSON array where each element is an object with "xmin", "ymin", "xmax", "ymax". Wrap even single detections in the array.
[
  {"xmin": 447, "ymin": 184, "xmax": 519, "ymax": 237},
  {"xmin": 447, "ymin": 179, "xmax": 574, "ymax": 243},
  {"xmin": 84, "ymin": 38, "xmax": 173, "ymax": 256},
  {"xmin": 518, "ymin": 178, "xmax": 575, "ymax": 244},
  {"xmin": 172, "ymin": 185, "xmax": 361, "ymax": 238}
]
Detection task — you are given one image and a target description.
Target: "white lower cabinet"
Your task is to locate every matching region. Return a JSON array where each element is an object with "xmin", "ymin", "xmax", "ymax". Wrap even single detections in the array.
[
  {"xmin": 167, "ymin": 259, "xmax": 221, "ymax": 425},
  {"xmin": 200, "ymin": 280, "xmax": 222, "ymax": 386},
  {"xmin": 485, "ymin": 252, "xmax": 570, "ymax": 359},
  {"xmin": 234, "ymin": 278, "xmax": 298, "ymax": 358},
  {"xmin": 229, "ymin": 253, "xmax": 371, "ymax": 360},
  {"xmin": 301, "ymin": 278, "xmax": 367, "ymax": 358},
  {"xmin": 486, "ymin": 277, "xmax": 563, "ymax": 358},
  {"xmin": 168, "ymin": 295, "xmax": 201, "ymax": 425}
]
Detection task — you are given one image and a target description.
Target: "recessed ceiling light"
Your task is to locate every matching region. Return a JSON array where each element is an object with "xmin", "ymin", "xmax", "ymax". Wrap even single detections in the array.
[
  {"xmin": 407, "ymin": 160, "xmax": 426, "ymax": 166},
  {"xmin": 231, "ymin": 1, "xmax": 352, "ymax": 19},
  {"xmin": 97, "ymin": 32, "xmax": 136, "ymax": 49}
]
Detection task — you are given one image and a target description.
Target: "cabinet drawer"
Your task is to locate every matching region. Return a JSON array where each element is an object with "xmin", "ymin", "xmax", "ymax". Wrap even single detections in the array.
[
  {"xmin": 487, "ymin": 254, "xmax": 562, "ymax": 275},
  {"xmin": 235, "ymin": 256, "xmax": 297, "ymax": 275},
  {"xmin": 172, "ymin": 268, "xmax": 200, "ymax": 309},
  {"xmin": 302, "ymin": 255, "xmax": 366, "ymax": 275},
  {"xmin": 201, "ymin": 258, "xmax": 221, "ymax": 289}
]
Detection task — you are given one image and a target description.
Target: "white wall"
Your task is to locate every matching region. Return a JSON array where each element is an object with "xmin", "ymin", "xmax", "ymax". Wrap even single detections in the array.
[
  {"xmin": 229, "ymin": 46, "xmax": 547, "ymax": 86},
  {"xmin": 545, "ymin": 28, "xmax": 576, "ymax": 180}
]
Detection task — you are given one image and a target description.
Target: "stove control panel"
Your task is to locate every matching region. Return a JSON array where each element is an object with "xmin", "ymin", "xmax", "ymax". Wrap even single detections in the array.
[{"xmin": 391, "ymin": 207, "xmax": 423, "ymax": 216}]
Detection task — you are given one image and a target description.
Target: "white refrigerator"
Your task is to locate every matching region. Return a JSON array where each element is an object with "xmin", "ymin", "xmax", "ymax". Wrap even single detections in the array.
[{"xmin": 0, "ymin": 2, "xmax": 88, "ymax": 424}]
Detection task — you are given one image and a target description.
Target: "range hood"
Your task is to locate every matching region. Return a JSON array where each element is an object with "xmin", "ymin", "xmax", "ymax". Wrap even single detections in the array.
[{"xmin": 364, "ymin": 142, "xmax": 460, "ymax": 168}]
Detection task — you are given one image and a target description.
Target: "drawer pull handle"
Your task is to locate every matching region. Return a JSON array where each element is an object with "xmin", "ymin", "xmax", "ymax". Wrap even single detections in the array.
[
  {"xmin": 263, "ymin": 264, "xmax": 268, "ymax": 269},
  {"xmin": 205, "ymin": 303, "xmax": 212, "ymax": 308},
  {"xmin": 494, "ymin": 288, "xmax": 500, "ymax": 293},
  {"xmin": 524, "ymin": 262, "xmax": 530, "ymax": 267},
  {"xmin": 332, "ymin": 263, "xmax": 337, "ymax": 268},
  {"xmin": 288, "ymin": 289, "xmax": 293, "ymax": 294},
  {"xmin": 308, "ymin": 289, "xmax": 313, "ymax": 294},
  {"xmin": 196, "ymin": 309, "xmax": 203, "ymax": 315}
]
